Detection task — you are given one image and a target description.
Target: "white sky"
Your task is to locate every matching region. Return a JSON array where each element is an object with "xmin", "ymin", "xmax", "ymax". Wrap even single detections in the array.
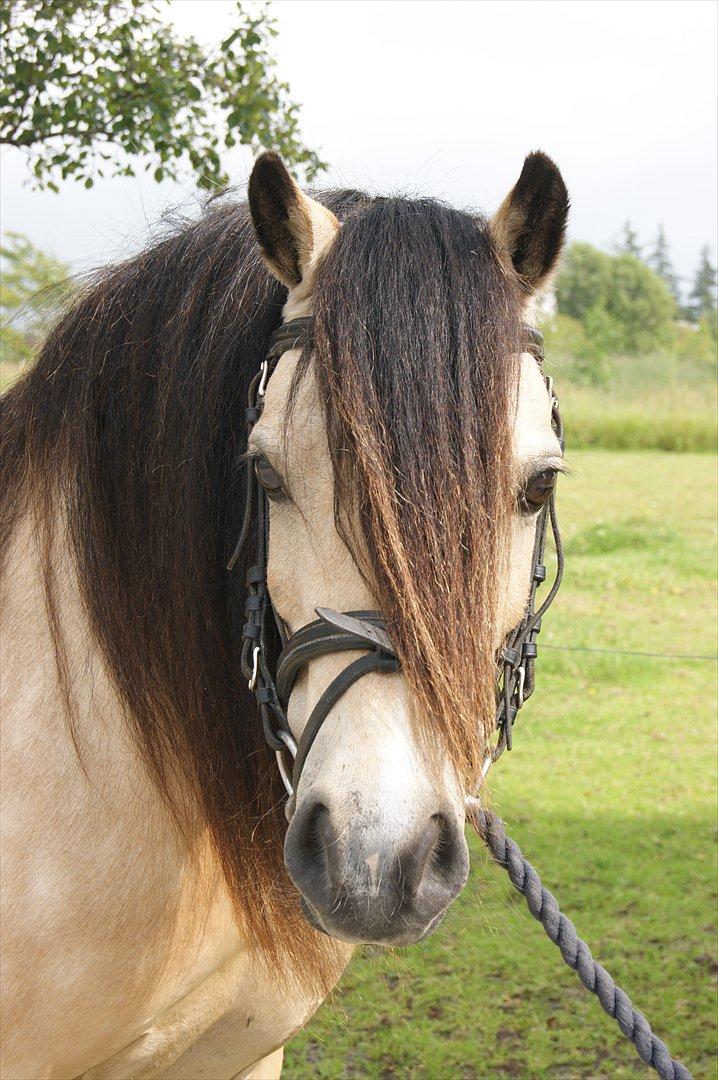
[{"xmin": 1, "ymin": 0, "xmax": 716, "ymax": 286}]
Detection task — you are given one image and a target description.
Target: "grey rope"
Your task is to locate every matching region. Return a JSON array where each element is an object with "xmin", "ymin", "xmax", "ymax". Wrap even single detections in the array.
[{"xmin": 467, "ymin": 807, "xmax": 693, "ymax": 1080}]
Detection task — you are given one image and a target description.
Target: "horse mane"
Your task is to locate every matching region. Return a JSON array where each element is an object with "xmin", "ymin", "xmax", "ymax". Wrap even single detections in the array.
[
  {"xmin": 0, "ymin": 186, "xmax": 520, "ymax": 987},
  {"xmin": 0, "ymin": 190, "xmax": 365, "ymax": 989}
]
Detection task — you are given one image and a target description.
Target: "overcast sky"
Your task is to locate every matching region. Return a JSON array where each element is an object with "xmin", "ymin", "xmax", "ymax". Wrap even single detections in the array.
[{"xmin": 2, "ymin": 0, "xmax": 716, "ymax": 287}]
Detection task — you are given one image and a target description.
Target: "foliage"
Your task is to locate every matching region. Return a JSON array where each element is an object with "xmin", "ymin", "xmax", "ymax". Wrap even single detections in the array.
[
  {"xmin": 648, "ymin": 225, "xmax": 680, "ymax": 302},
  {"xmin": 286, "ymin": 451, "xmax": 717, "ymax": 1079},
  {"xmin": 688, "ymin": 246, "xmax": 717, "ymax": 324},
  {"xmin": 0, "ymin": 0, "xmax": 324, "ymax": 191},
  {"xmin": 556, "ymin": 242, "xmax": 676, "ymax": 357},
  {"xmin": 0, "ymin": 231, "xmax": 73, "ymax": 368}
]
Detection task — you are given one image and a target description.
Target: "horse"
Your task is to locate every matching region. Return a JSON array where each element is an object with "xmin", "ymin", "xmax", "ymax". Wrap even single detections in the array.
[{"xmin": 0, "ymin": 149, "xmax": 568, "ymax": 1079}]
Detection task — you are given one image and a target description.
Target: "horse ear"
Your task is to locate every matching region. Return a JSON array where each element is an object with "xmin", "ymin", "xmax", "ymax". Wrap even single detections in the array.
[
  {"xmin": 248, "ymin": 152, "xmax": 339, "ymax": 290},
  {"xmin": 490, "ymin": 151, "xmax": 569, "ymax": 291}
]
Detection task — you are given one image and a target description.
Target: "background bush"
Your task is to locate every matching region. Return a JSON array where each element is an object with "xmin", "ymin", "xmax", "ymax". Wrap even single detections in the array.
[{"xmin": 555, "ymin": 242, "xmax": 677, "ymax": 356}]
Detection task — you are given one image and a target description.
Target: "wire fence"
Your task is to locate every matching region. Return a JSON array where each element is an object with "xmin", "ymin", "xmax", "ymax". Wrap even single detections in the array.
[{"xmin": 542, "ymin": 643, "xmax": 717, "ymax": 662}]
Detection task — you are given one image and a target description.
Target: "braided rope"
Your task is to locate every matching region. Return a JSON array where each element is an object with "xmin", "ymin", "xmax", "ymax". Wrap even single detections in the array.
[{"xmin": 467, "ymin": 807, "xmax": 693, "ymax": 1080}]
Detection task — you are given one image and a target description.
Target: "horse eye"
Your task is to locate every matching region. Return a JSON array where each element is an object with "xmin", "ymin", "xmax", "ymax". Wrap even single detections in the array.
[
  {"xmin": 253, "ymin": 455, "xmax": 285, "ymax": 498},
  {"xmin": 519, "ymin": 468, "xmax": 557, "ymax": 514}
]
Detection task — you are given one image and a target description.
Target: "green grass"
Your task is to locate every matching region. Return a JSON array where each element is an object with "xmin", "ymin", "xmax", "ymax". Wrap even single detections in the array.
[
  {"xmin": 285, "ymin": 450, "xmax": 717, "ymax": 1080},
  {"xmin": 556, "ymin": 385, "xmax": 716, "ymax": 453},
  {"xmin": 543, "ymin": 317, "xmax": 717, "ymax": 453}
]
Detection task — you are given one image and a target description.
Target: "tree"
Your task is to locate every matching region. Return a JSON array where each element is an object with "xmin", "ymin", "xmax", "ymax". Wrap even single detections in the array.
[
  {"xmin": 615, "ymin": 220, "xmax": 642, "ymax": 260},
  {"xmin": 0, "ymin": 0, "xmax": 324, "ymax": 192},
  {"xmin": 648, "ymin": 225, "xmax": 680, "ymax": 302},
  {"xmin": 687, "ymin": 246, "xmax": 717, "ymax": 323},
  {"xmin": 0, "ymin": 232, "xmax": 73, "ymax": 370},
  {"xmin": 556, "ymin": 241, "xmax": 676, "ymax": 353}
]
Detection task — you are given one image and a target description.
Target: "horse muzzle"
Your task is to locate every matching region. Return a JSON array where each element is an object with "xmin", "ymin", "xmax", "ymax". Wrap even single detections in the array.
[{"xmin": 284, "ymin": 799, "xmax": 469, "ymax": 945}]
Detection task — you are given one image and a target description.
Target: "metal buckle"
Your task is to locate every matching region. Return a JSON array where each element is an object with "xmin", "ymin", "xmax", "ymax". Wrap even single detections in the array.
[
  {"xmin": 516, "ymin": 665, "xmax": 526, "ymax": 709},
  {"xmin": 248, "ymin": 645, "xmax": 260, "ymax": 692},
  {"xmin": 258, "ymin": 360, "xmax": 270, "ymax": 398},
  {"xmin": 276, "ymin": 729, "xmax": 297, "ymax": 796}
]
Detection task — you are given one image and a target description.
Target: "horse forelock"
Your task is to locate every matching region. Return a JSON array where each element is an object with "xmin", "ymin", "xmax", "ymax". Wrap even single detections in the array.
[{"xmin": 310, "ymin": 197, "xmax": 522, "ymax": 785}]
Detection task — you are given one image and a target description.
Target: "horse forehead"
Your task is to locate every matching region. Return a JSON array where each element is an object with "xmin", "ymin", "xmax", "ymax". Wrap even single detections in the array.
[
  {"xmin": 513, "ymin": 352, "xmax": 559, "ymax": 459},
  {"xmin": 257, "ymin": 346, "xmax": 558, "ymax": 465}
]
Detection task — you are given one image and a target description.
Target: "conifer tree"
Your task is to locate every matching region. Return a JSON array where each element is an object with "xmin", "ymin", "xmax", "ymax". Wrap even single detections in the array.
[
  {"xmin": 616, "ymin": 220, "xmax": 642, "ymax": 260},
  {"xmin": 648, "ymin": 225, "xmax": 680, "ymax": 301},
  {"xmin": 688, "ymin": 247, "xmax": 717, "ymax": 323}
]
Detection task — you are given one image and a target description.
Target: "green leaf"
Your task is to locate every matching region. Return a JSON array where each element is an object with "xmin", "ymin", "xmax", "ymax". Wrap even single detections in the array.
[{"xmin": 1, "ymin": 0, "xmax": 323, "ymax": 191}]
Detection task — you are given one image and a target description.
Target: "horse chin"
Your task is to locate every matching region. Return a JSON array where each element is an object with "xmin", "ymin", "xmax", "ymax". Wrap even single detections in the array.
[{"xmin": 298, "ymin": 895, "xmax": 449, "ymax": 947}]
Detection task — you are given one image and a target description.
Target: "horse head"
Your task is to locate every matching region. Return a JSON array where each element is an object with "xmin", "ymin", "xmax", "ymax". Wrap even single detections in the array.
[{"xmin": 243, "ymin": 152, "xmax": 568, "ymax": 944}]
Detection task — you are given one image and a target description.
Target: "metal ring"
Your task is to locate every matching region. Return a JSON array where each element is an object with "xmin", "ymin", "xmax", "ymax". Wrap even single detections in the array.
[
  {"xmin": 275, "ymin": 729, "xmax": 297, "ymax": 796},
  {"xmin": 257, "ymin": 360, "xmax": 270, "ymax": 398},
  {"xmin": 464, "ymin": 755, "xmax": 493, "ymax": 809},
  {"xmin": 277, "ymin": 729, "xmax": 297, "ymax": 757},
  {"xmin": 248, "ymin": 645, "xmax": 260, "ymax": 692}
]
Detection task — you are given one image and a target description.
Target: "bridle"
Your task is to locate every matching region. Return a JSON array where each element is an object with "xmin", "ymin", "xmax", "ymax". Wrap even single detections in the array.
[
  {"xmin": 229, "ymin": 317, "xmax": 564, "ymax": 800},
  {"xmin": 227, "ymin": 324, "xmax": 696, "ymax": 1080}
]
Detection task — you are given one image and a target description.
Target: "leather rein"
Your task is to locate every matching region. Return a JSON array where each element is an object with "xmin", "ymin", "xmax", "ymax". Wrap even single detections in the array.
[{"xmin": 228, "ymin": 317, "xmax": 564, "ymax": 799}]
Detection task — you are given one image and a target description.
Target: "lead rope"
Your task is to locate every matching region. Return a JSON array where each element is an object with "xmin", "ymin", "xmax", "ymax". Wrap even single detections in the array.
[{"xmin": 465, "ymin": 803, "xmax": 692, "ymax": 1080}]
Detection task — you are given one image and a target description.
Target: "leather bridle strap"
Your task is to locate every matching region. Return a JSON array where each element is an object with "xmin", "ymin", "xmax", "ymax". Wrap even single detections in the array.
[
  {"xmin": 292, "ymin": 648, "xmax": 399, "ymax": 788},
  {"xmin": 274, "ymin": 608, "xmax": 400, "ymax": 786},
  {"xmin": 275, "ymin": 609, "xmax": 397, "ymax": 699}
]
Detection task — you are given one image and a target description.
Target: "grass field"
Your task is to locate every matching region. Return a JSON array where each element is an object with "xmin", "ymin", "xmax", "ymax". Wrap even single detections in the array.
[
  {"xmin": 285, "ymin": 450, "xmax": 717, "ymax": 1080},
  {"xmin": 542, "ymin": 321, "xmax": 717, "ymax": 454}
]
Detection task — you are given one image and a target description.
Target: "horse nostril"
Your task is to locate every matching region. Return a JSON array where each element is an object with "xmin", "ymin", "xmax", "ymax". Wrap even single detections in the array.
[
  {"xmin": 405, "ymin": 813, "xmax": 466, "ymax": 899},
  {"xmin": 284, "ymin": 801, "xmax": 337, "ymax": 900},
  {"xmin": 429, "ymin": 812, "xmax": 464, "ymax": 879},
  {"xmin": 299, "ymin": 802, "xmax": 329, "ymax": 860}
]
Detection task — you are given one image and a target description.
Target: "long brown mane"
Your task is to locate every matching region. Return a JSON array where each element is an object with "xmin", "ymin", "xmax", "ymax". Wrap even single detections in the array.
[{"xmin": 0, "ymin": 189, "xmax": 519, "ymax": 985}]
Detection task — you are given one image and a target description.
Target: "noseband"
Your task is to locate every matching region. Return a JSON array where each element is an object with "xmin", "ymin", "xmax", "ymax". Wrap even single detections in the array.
[{"xmin": 229, "ymin": 318, "xmax": 563, "ymax": 797}]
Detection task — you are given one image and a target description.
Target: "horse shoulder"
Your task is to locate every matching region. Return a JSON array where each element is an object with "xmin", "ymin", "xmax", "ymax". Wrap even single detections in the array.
[{"xmin": 0, "ymin": 510, "xmax": 344, "ymax": 1078}]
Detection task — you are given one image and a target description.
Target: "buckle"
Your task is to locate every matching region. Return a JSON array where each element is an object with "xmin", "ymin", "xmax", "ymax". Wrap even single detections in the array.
[{"xmin": 248, "ymin": 645, "xmax": 260, "ymax": 692}]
